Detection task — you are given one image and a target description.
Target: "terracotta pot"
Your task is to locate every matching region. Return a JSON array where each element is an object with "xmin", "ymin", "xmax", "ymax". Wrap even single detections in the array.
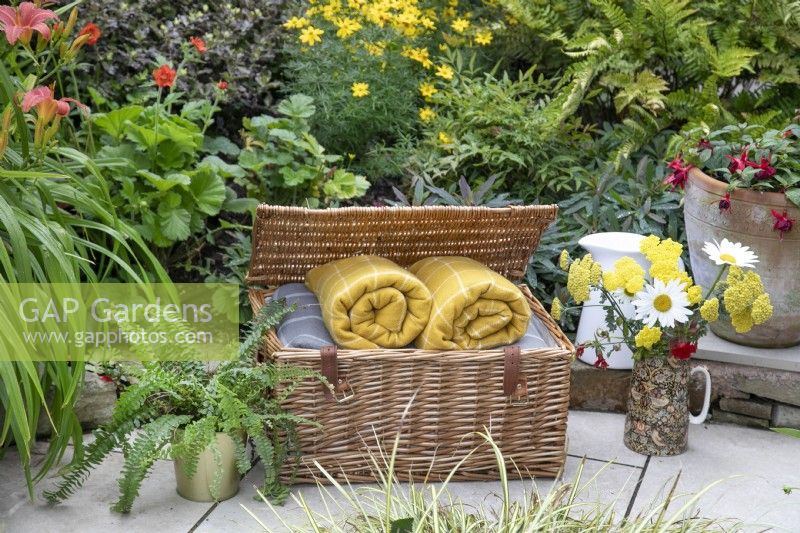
[
  {"xmin": 684, "ymin": 168, "xmax": 800, "ymax": 348},
  {"xmin": 174, "ymin": 432, "xmax": 240, "ymax": 502},
  {"xmin": 624, "ymin": 357, "xmax": 711, "ymax": 456}
]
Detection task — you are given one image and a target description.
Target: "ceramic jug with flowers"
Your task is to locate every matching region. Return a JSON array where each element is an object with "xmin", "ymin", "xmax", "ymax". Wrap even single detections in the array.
[{"xmin": 553, "ymin": 235, "xmax": 772, "ymax": 455}]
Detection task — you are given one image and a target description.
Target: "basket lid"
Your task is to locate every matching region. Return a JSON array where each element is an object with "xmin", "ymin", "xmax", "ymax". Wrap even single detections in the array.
[{"xmin": 246, "ymin": 204, "xmax": 558, "ymax": 286}]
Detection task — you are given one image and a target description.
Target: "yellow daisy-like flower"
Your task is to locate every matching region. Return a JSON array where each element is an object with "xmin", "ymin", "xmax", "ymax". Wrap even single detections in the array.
[
  {"xmin": 419, "ymin": 16, "xmax": 436, "ymax": 30},
  {"xmin": 475, "ymin": 30, "xmax": 493, "ymax": 45},
  {"xmin": 451, "ymin": 17, "xmax": 470, "ymax": 33},
  {"xmin": 419, "ymin": 82, "xmax": 438, "ymax": 98},
  {"xmin": 436, "ymin": 64, "xmax": 455, "ymax": 80},
  {"xmin": 438, "ymin": 131, "xmax": 452, "ymax": 144},
  {"xmin": 700, "ymin": 297, "xmax": 719, "ymax": 322},
  {"xmin": 418, "ymin": 107, "xmax": 436, "ymax": 122},
  {"xmin": 364, "ymin": 41, "xmax": 386, "ymax": 56},
  {"xmin": 559, "ymin": 250, "xmax": 570, "ymax": 271},
  {"xmin": 567, "ymin": 254, "xmax": 595, "ymax": 304},
  {"xmin": 299, "ymin": 26, "xmax": 324, "ymax": 46},
  {"xmin": 335, "ymin": 17, "xmax": 362, "ymax": 38},
  {"xmin": 550, "ymin": 297, "xmax": 562, "ymax": 321},
  {"xmin": 751, "ymin": 293, "xmax": 773, "ymax": 324},
  {"xmin": 635, "ymin": 326, "xmax": 662, "ymax": 349},
  {"xmin": 351, "ymin": 82, "xmax": 370, "ymax": 97},
  {"xmin": 402, "ymin": 47, "xmax": 433, "ymax": 69},
  {"xmin": 687, "ymin": 285, "xmax": 703, "ymax": 305},
  {"xmin": 283, "ymin": 17, "xmax": 309, "ymax": 29}
]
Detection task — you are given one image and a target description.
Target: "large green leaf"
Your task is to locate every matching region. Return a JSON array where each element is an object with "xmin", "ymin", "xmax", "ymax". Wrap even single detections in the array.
[
  {"xmin": 188, "ymin": 168, "xmax": 226, "ymax": 215},
  {"xmin": 158, "ymin": 205, "xmax": 191, "ymax": 241},
  {"xmin": 93, "ymin": 106, "xmax": 145, "ymax": 139}
]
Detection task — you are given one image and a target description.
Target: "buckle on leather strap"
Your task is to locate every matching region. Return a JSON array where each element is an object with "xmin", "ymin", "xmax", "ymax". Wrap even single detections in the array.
[
  {"xmin": 320, "ymin": 345, "xmax": 353, "ymax": 403},
  {"xmin": 503, "ymin": 346, "xmax": 529, "ymax": 406}
]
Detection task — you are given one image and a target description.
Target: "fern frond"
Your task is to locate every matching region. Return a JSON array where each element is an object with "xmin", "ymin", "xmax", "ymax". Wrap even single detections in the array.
[{"xmin": 239, "ymin": 298, "xmax": 294, "ymax": 361}]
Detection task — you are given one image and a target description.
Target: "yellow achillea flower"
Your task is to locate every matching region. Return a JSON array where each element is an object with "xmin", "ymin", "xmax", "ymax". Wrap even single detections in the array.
[
  {"xmin": 722, "ymin": 267, "xmax": 771, "ymax": 332},
  {"xmin": 475, "ymin": 31, "xmax": 493, "ymax": 45},
  {"xmin": 436, "ymin": 64, "xmax": 455, "ymax": 80},
  {"xmin": 364, "ymin": 41, "xmax": 386, "ymax": 56},
  {"xmin": 283, "ymin": 17, "xmax": 309, "ymax": 29},
  {"xmin": 351, "ymin": 82, "xmax": 370, "ymax": 97},
  {"xmin": 602, "ymin": 257, "xmax": 645, "ymax": 297},
  {"xmin": 419, "ymin": 82, "xmax": 438, "ymax": 98},
  {"xmin": 418, "ymin": 107, "xmax": 436, "ymax": 122},
  {"xmin": 751, "ymin": 294, "xmax": 773, "ymax": 324},
  {"xmin": 299, "ymin": 26, "xmax": 324, "ymax": 46},
  {"xmin": 438, "ymin": 131, "xmax": 452, "ymax": 144},
  {"xmin": 559, "ymin": 250, "xmax": 570, "ymax": 270},
  {"xmin": 731, "ymin": 310, "xmax": 754, "ymax": 333},
  {"xmin": 687, "ymin": 285, "xmax": 703, "ymax": 305},
  {"xmin": 550, "ymin": 297, "xmax": 562, "ymax": 320},
  {"xmin": 635, "ymin": 326, "xmax": 662, "ymax": 349},
  {"xmin": 567, "ymin": 254, "xmax": 595, "ymax": 304},
  {"xmin": 700, "ymin": 297, "xmax": 719, "ymax": 322},
  {"xmin": 451, "ymin": 18, "xmax": 470, "ymax": 33},
  {"xmin": 640, "ymin": 236, "xmax": 689, "ymax": 285},
  {"xmin": 590, "ymin": 262, "xmax": 602, "ymax": 285},
  {"xmin": 335, "ymin": 17, "xmax": 362, "ymax": 38}
]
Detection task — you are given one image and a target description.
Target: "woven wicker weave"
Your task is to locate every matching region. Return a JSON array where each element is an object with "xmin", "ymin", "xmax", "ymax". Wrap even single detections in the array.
[{"xmin": 247, "ymin": 205, "xmax": 573, "ymax": 483}]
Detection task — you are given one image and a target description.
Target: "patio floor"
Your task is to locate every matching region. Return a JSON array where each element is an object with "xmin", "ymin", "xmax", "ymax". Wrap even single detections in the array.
[{"xmin": 1, "ymin": 411, "xmax": 798, "ymax": 532}]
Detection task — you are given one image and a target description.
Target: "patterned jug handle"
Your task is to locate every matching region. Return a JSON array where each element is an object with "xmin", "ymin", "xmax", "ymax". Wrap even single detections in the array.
[{"xmin": 689, "ymin": 365, "xmax": 711, "ymax": 424}]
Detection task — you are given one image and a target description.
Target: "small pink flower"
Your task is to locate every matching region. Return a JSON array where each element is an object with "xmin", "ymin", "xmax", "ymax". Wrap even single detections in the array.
[
  {"xmin": 0, "ymin": 2, "xmax": 58, "ymax": 45},
  {"xmin": 772, "ymin": 209, "xmax": 794, "ymax": 240},
  {"xmin": 663, "ymin": 156, "xmax": 693, "ymax": 190},
  {"xmin": 747, "ymin": 156, "xmax": 776, "ymax": 180}
]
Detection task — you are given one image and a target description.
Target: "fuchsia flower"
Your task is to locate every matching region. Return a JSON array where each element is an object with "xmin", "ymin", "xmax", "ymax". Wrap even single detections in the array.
[
  {"xmin": 0, "ymin": 2, "xmax": 58, "ymax": 45},
  {"xmin": 670, "ymin": 341, "xmax": 697, "ymax": 360},
  {"xmin": 726, "ymin": 148, "xmax": 752, "ymax": 173},
  {"xmin": 663, "ymin": 156, "xmax": 694, "ymax": 190},
  {"xmin": 21, "ymin": 86, "xmax": 87, "ymax": 121},
  {"xmin": 575, "ymin": 344, "xmax": 585, "ymax": 358},
  {"xmin": 747, "ymin": 156, "xmax": 776, "ymax": 180},
  {"xmin": 718, "ymin": 192, "xmax": 731, "ymax": 213},
  {"xmin": 593, "ymin": 352, "xmax": 609, "ymax": 369},
  {"xmin": 697, "ymin": 138, "xmax": 713, "ymax": 151},
  {"xmin": 771, "ymin": 210, "xmax": 795, "ymax": 240}
]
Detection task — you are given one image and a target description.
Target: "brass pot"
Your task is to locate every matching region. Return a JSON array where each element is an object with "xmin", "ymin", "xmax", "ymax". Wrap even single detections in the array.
[{"xmin": 174, "ymin": 432, "xmax": 241, "ymax": 502}]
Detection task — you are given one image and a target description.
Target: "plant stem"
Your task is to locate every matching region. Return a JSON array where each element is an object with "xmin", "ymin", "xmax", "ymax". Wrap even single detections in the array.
[{"xmin": 703, "ymin": 264, "xmax": 729, "ymax": 300}]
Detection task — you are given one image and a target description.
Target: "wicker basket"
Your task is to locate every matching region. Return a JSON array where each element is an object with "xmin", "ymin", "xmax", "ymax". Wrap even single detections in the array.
[{"xmin": 247, "ymin": 205, "xmax": 573, "ymax": 483}]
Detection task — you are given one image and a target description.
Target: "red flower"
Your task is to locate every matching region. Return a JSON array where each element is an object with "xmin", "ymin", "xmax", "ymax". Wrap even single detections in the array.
[
  {"xmin": 726, "ymin": 148, "xmax": 751, "ymax": 173},
  {"xmin": 747, "ymin": 156, "xmax": 776, "ymax": 180},
  {"xmin": 697, "ymin": 138, "xmax": 713, "ymax": 151},
  {"xmin": 663, "ymin": 156, "xmax": 694, "ymax": 190},
  {"xmin": 21, "ymin": 86, "xmax": 87, "ymax": 121},
  {"xmin": 98, "ymin": 374, "xmax": 114, "ymax": 383},
  {"xmin": 0, "ymin": 2, "xmax": 58, "ymax": 45},
  {"xmin": 78, "ymin": 22, "xmax": 101, "ymax": 45},
  {"xmin": 718, "ymin": 192, "xmax": 731, "ymax": 213},
  {"xmin": 670, "ymin": 341, "xmax": 697, "ymax": 360},
  {"xmin": 784, "ymin": 129, "xmax": 795, "ymax": 139},
  {"xmin": 593, "ymin": 352, "xmax": 609, "ymax": 369},
  {"xmin": 190, "ymin": 36, "xmax": 207, "ymax": 54},
  {"xmin": 575, "ymin": 344, "xmax": 585, "ymax": 358},
  {"xmin": 153, "ymin": 64, "xmax": 176, "ymax": 88},
  {"xmin": 771, "ymin": 209, "xmax": 795, "ymax": 240},
  {"xmin": 217, "ymin": 80, "xmax": 228, "ymax": 91}
]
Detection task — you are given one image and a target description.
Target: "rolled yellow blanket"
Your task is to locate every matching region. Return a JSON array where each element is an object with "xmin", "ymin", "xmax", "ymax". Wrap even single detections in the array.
[
  {"xmin": 409, "ymin": 256, "xmax": 531, "ymax": 350},
  {"xmin": 305, "ymin": 255, "xmax": 432, "ymax": 349}
]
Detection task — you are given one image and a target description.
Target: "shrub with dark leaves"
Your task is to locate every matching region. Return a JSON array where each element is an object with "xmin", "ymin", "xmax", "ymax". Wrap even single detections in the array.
[{"xmin": 79, "ymin": 0, "xmax": 286, "ymax": 133}]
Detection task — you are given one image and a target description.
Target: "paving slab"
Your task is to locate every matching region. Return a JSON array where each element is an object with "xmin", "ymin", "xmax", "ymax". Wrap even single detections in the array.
[
  {"xmin": 197, "ymin": 455, "xmax": 642, "ymax": 532},
  {"xmin": 566, "ymin": 410, "xmax": 648, "ymax": 467},
  {"xmin": 629, "ymin": 422, "xmax": 800, "ymax": 531}
]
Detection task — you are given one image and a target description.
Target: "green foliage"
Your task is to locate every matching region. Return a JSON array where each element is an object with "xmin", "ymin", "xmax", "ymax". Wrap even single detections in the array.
[
  {"xmin": 387, "ymin": 174, "xmax": 521, "ymax": 207},
  {"xmin": 44, "ymin": 303, "xmax": 320, "ymax": 513},
  {"xmin": 237, "ymin": 94, "xmax": 370, "ymax": 206},
  {"xmin": 78, "ymin": 0, "xmax": 287, "ymax": 133}
]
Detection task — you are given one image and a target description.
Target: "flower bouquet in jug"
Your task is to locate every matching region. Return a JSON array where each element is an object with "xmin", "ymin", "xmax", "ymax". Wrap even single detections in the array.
[{"xmin": 552, "ymin": 235, "xmax": 772, "ymax": 365}]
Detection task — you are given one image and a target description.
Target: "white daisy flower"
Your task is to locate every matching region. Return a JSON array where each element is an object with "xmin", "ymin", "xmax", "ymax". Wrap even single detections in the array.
[
  {"xmin": 632, "ymin": 279, "xmax": 692, "ymax": 328},
  {"xmin": 702, "ymin": 238, "xmax": 758, "ymax": 268}
]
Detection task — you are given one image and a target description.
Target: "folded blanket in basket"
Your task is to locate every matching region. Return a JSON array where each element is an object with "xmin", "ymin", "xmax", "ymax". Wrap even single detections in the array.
[
  {"xmin": 305, "ymin": 255, "xmax": 432, "ymax": 349},
  {"xmin": 409, "ymin": 256, "xmax": 532, "ymax": 350}
]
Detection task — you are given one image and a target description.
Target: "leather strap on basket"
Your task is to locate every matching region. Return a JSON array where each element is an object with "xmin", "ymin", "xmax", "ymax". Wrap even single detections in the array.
[
  {"xmin": 503, "ymin": 346, "xmax": 528, "ymax": 402},
  {"xmin": 320, "ymin": 345, "xmax": 352, "ymax": 402}
]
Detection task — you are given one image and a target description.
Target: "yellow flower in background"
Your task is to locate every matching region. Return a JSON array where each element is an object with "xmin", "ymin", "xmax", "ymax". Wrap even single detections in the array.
[
  {"xmin": 420, "ymin": 16, "xmax": 436, "ymax": 30},
  {"xmin": 700, "ymin": 297, "xmax": 719, "ymax": 322},
  {"xmin": 475, "ymin": 30, "xmax": 493, "ymax": 45},
  {"xmin": 419, "ymin": 82, "xmax": 438, "ymax": 98},
  {"xmin": 559, "ymin": 250, "xmax": 570, "ymax": 270},
  {"xmin": 567, "ymin": 254, "xmax": 595, "ymax": 304},
  {"xmin": 443, "ymin": 6, "xmax": 457, "ymax": 18},
  {"xmin": 438, "ymin": 131, "xmax": 452, "ymax": 144},
  {"xmin": 550, "ymin": 297, "xmax": 562, "ymax": 320},
  {"xmin": 351, "ymin": 82, "xmax": 370, "ymax": 97},
  {"xmin": 299, "ymin": 26, "xmax": 324, "ymax": 46},
  {"xmin": 751, "ymin": 294, "xmax": 773, "ymax": 324},
  {"xmin": 283, "ymin": 17, "xmax": 309, "ymax": 29},
  {"xmin": 335, "ymin": 17, "xmax": 362, "ymax": 38},
  {"xmin": 364, "ymin": 41, "xmax": 386, "ymax": 56},
  {"xmin": 641, "ymin": 236, "xmax": 692, "ymax": 286},
  {"xmin": 402, "ymin": 47, "xmax": 433, "ymax": 68},
  {"xmin": 419, "ymin": 107, "xmax": 436, "ymax": 122},
  {"xmin": 602, "ymin": 257, "xmax": 645, "ymax": 298},
  {"xmin": 452, "ymin": 18, "xmax": 470, "ymax": 33},
  {"xmin": 436, "ymin": 64, "xmax": 455, "ymax": 80},
  {"xmin": 687, "ymin": 285, "xmax": 703, "ymax": 305},
  {"xmin": 635, "ymin": 326, "xmax": 662, "ymax": 349}
]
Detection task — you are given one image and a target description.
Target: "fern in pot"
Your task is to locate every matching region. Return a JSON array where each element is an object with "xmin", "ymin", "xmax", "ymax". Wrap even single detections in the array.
[{"xmin": 44, "ymin": 300, "xmax": 319, "ymax": 512}]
